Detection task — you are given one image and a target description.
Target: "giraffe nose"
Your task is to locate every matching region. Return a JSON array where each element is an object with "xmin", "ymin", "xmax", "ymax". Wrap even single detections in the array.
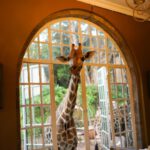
[{"xmin": 70, "ymin": 65, "xmax": 82, "ymax": 75}]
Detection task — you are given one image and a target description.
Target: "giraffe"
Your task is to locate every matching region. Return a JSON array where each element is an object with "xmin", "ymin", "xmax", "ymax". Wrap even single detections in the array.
[{"xmin": 55, "ymin": 43, "xmax": 95, "ymax": 150}]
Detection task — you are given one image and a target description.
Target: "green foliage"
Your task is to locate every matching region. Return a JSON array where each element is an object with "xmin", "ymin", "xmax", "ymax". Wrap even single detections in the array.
[
  {"xmin": 42, "ymin": 85, "xmax": 50, "ymax": 104},
  {"xmin": 86, "ymin": 85, "xmax": 98, "ymax": 104},
  {"xmin": 34, "ymin": 106, "xmax": 41, "ymax": 123},
  {"xmin": 77, "ymin": 85, "xmax": 99, "ymax": 118},
  {"xmin": 111, "ymin": 84, "xmax": 129, "ymax": 99},
  {"xmin": 29, "ymin": 84, "xmax": 98, "ymax": 119},
  {"xmin": 40, "ymin": 44, "xmax": 49, "ymax": 59},
  {"xmin": 54, "ymin": 64, "xmax": 70, "ymax": 88},
  {"xmin": 111, "ymin": 84, "xmax": 129, "ymax": 107}
]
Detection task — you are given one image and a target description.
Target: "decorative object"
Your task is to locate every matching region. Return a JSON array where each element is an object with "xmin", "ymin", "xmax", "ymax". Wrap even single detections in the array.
[{"xmin": 125, "ymin": 0, "xmax": 150, "ymax": 22}]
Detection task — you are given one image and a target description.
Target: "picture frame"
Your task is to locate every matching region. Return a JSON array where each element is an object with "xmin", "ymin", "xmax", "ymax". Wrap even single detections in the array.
[
  {"xmin": 0, "ymin": 64, "xmax": 3, "ymax": 109},
  {"xmin": 148, "ymin": 71, "xmax": 150, "ymax": 98}
]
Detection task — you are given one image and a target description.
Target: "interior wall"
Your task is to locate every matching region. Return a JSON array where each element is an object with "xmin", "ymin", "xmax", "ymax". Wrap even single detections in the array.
[{"xmin": 0, "ymin": 0, "xmax": 150, "ymax": 149}]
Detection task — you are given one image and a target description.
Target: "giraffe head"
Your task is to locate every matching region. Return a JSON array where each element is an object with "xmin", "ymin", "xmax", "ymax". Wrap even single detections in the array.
[{"xmin": 56, "ymin": 43, "xmax": 95, "ymax": 75}]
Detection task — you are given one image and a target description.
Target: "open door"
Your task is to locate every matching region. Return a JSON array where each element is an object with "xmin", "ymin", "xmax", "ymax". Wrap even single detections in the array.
[{"xmin": 98, "ymin": 67, "xmax": 111, "ymax": 150}]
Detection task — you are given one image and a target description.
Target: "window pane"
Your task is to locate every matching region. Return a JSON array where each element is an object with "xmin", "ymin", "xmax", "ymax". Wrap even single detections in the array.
[
  {"xmin": 29, "ymin": 42, "xmax": 39, "ymax": 59},
  {"xmin": 108, "ymin": 51, "xmax": 123, "ymax": 65},
  {"xmin": 39, "ymin": 28, "xmax": 48, "ymax": 42},
  {"xmin": 41, "ymin": 64, "xmax": 49, "ymax": 83},
  {"xmin": 54, "ymin": 64, "xmax": 69, "ymax": 105},
  {"xmin": 32, "ymin": 128, "xmax": 43, "ymax": 149},
  {"xmin": 71, "ymin": 34, "xmax": 79, "ymax": 45},
  {"xmin": 114, "ymin": 52, "xmax": 122, "ymax": 64},
  {"xmin": 112, "ymin": 85, "xmax": 117, "ymax": 100},
  {"xmin": 117, "ymin": 84, "xmax": 123, "ymax": 98},
  {"xmin": 50, "ymin": 22, "xmax": 60, "ymax": 30},
  {"xmin": 21, "ymin": 130, "xmax": 25, "ymax": 149},
  {"xmin": 99, "ymin": 51, "xmax": 106, "ymax": 64},
  {"xmin": 61, "ymin": 20, "xmax": 69, "ymax": 31},
  {"xmin": 98, "ymin": 30, "xmax": 105, "ymax": 37},
  {"xmin": 20, "ymin": 107, "xmax": 30, "ymax": 128},
  {"xmin": 124, "ymin": 84, "xmax": 129, "ymax": 98},
  {"xmin": 91, "ymin": 37, "xmax": 97, "ymax": 48},
  {"xmin": 20, "ymin": 63, "xmax": 28, "ymax": 83},
  {"xmin": 81, "ymin": 22, "xmax": 89, "ymax": 34},
  {"xmin": 63, "ymin": 46, "xmax": 70, "ymax": 56},
  {"xmin": 51, "ymin": 31, "xmax": 61, "ymax": 44},
  {"xmin": 91, "ymin": 26, "xmax": 97, "ymax": 36},
  {"xmin": 21, "ymin": 129, "xmax": 32, "ymax": 149},
  {"xmin": 62, "ymin": 33, "xmax": 70, "ymax": 45},
  {"xmin": 32, "ymin": 106, "xmax": 42, "ymax": 125},
  {"xmin": 93, "ymin": 51, "xmax": 99, "ymax": 63},
  {"xmin": 98, "ymin": 38, "xmax": 105, "ymax": 49},
  {"xmin": 107, "ymin": 38, "xmax": 117, "ymax": 51},
  {"xmin": 43, "ymin": 106, "xmax": 51, "ymax": 124},
  {"xmin": 20, "ymin": 85, "xmax": 29, "ymax": 105},
  {"xmin": 82, "ymin": 35, "xmax": 90, "ymax": 47},
  {"xmin": 108, "ymin": 52, "xmax": 115, "ymax": 64},
  {"xmin": 71, "ymin": 20, "xmax": 78, "ymax": 33},
  {"xmin": 122, "ymin": 68, "xmax": 128, "ymax": 83},
  {"xmin": 109, "ymin": 68, "xmax": 115, "ymax": 83},
  {"xmin": 40, "ymin": 43, "xmax": 49, "ymax": 59},
  {"xmin": 42, "ymin": 85, "xmax": 50, "ymax": 104},
  {"xmin": 31, "ymin": 85, "xmax": 41, "ymax": 104},
  {"xmin": 116, "ymin": 68, "xmax": 122, "ymax": 83},
  {"xmin": 29, "ymin": 64, "xmax": 40, "ymax": 83},
  {"xmin": 52, "ymin": 45, "xmax": 61, "ymax": 60}
]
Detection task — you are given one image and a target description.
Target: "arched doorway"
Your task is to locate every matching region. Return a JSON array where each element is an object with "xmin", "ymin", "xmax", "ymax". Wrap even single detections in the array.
[{"xmin": 19, "ymin": 10, "xmax": 140, "ymax": 150}]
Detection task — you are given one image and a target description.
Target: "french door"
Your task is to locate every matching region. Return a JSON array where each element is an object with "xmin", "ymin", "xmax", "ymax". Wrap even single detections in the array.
[{"xmin": 98, "ymin": 67, "xmax": 111, "ymax": 150}]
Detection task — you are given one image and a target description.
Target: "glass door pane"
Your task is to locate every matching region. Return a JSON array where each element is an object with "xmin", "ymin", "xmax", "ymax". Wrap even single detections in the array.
[
  {"xmin": 109, "ymin": 68, "xmax": 134, "ymax": 148},
  {"xmin": 84, "ymin": 66, "xmax": 111, "ymax": 150},
  {"xmin": 84, "ymin": 66, "xmax": 101, "ymax": 149},
  {"xmin": 97, "ymin": 67, "xmax": 110, "ymax": 150}
]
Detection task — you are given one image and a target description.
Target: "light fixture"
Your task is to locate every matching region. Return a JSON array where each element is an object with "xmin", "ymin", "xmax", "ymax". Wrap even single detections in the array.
[{"xmin": 125, "ymin": 0, "xmax": 150, "ymax": 22}]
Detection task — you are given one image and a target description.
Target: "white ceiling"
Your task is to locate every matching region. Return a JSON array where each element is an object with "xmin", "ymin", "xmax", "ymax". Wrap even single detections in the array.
[
  {"xmin": 77, "ymin": 0, "xmax": 150, "ymax": 20},
  {"xmin": 103, "ymin": 0, "xmax": 127, "ymax": 6}
]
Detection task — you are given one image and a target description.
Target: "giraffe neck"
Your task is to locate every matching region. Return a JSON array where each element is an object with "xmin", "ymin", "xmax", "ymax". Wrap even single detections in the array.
[
  {"xmin": 56, "ymin": 74, "xmax": 80, "ymax": 123},
  {"xmin": 66, "ymin": 74, "xmax": 80, "ymax": 113}
]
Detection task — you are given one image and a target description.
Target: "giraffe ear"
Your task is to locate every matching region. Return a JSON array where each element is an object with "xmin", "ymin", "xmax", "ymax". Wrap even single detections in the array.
[
  {"xmin": 82, "ymin": 51, "xmax": 95, "ymax": 61},
  {"xmin": 56, "ymin": 56, "xmax": 70, "ymax": 62}
]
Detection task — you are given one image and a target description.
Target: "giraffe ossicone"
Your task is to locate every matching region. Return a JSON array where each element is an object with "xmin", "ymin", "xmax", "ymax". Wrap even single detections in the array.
[{"xmin": 55, "ymin": 43, "xmax": 95, "ymax": 150}]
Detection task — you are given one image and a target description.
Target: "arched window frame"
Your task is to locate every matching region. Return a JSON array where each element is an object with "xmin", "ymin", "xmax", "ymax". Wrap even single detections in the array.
[{"xmin": 17, "ymin": 9, "xmax": 145, "ymax": 150}]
